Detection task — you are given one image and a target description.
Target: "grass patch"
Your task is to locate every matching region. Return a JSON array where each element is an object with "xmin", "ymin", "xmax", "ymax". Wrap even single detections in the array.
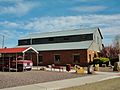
[{"xmin": 60, "ymin": 77, "xmax": 120, "ymax": 90}]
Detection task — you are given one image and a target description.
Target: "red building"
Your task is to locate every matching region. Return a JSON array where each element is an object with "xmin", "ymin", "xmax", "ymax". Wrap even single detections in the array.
[
  {"xmin": 18, "ymin": 28, "xmax": 103, "ymax": 66},
  {"xmin": 0, "ymin": 47, "xmax": 38, "ymax": 71}
]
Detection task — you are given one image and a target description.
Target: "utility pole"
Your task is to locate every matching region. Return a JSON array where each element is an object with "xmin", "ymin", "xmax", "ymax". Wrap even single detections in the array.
[{"xmin": 2, "ymin": 35, "xmax": 4, "ymax": 48}]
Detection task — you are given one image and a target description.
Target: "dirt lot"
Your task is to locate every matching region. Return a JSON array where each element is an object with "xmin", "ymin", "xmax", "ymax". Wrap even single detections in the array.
[
  {"xmin": 60, "ymin": 77, "xmax": 120, "ymax": 90},
  {"xmin": 0, "ymin": 67, "xmax": 115, "ymax": 89},
  {"xmin": 0, "ymin": 70, "xmax": 85, "ymax": 89}
]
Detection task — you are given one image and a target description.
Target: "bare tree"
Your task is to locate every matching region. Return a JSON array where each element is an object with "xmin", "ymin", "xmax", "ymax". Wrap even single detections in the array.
[
  {"xmin": 101, "ymin": 34, "xmax": 120, "ymax": 59},
  {"xmin": 114, "ymin": 34, "xmax": 120, "ymax": 54},
  {"xmin": 101, "ymin": 45, "xmax": 118, "ymax": 59}
]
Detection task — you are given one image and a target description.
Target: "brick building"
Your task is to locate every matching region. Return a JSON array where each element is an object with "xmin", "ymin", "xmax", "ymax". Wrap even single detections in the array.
[{"xmin": 18, "ymin": 28, "xmax": 103, "ymax": 66}]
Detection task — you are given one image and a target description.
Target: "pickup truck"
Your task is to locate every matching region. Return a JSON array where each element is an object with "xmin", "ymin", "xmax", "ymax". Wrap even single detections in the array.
[
  {"xmin": 11, "ymin": 60, "xmax": 33, "ymax": 71},
  {"xmin": 0, "ymin": 58, "xmax": 33, "ymax": 71}
]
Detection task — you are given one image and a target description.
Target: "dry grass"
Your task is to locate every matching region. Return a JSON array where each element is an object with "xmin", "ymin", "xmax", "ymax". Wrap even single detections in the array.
[{"xmin": 60, "ymin": 77, "xmax": 120, "ymax": 90}]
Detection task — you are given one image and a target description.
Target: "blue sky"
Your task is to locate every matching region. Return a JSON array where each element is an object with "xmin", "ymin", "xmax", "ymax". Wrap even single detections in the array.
[{"xmin": 0, "ymin": 0, "xmax": 120, "ymax": 47}]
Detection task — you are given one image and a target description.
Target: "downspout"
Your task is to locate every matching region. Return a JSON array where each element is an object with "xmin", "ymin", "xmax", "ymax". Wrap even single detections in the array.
[
  {"xmin": 37, "ymin": 53, "xmax": 39, "ymax": 70},
  {"xmin": 23, "ymin": 53, "xmax": 25, "ymax": 61},
  {"xmin": 2, "ymin": 53, "xmax": 4, "ymax": 72},
  {"xmin": 23, "ymin": 52, "xmax": 25, "ymax": 71},
  {"xmin": 9, "ymin": 56, "xmax": 10, "ymax": 72},
  {"xmin": 16, "ymin": 53, "xmax": 17, "ymax": 72}
]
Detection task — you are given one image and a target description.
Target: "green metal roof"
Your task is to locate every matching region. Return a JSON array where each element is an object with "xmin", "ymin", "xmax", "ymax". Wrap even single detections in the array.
[
  {"xmin": 18, "ymin": 40, "xmax": 93, "ymax": 51},
  {"xmin": 20, "ymin": 28, "xmax": 102, "ymax": 39}
]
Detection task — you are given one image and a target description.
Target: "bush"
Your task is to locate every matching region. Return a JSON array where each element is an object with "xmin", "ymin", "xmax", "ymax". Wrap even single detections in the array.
[
  {"xmin": 99, "ymin": 57, "xmax": 109, "ymax": 62},
  {"xmin": 91, "ymin": 58, "xmax": 101, "ymax": 66},
  {"xmin": 110, "ymin": 58, "xmax": 119, "ymax": 66},
  {"xmin": 92, "ymin": 57, "xmax": 110, "ymax": 67}
]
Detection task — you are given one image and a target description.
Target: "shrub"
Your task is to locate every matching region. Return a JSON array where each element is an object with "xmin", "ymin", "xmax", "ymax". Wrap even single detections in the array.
[
  {"xmin": 92, "ymin": 57, "xmax": 110, "ymax": 67},
  {"xmin": 110, "ymin": 58, "xmax": 119, "ymax": 66},
  {"xmin": 92, "ymin": 59, "xmax": 98, "ymax": 64},
  {"xmin": 99, "ymin": 57, "xmax": 110, "ymax": 63}
]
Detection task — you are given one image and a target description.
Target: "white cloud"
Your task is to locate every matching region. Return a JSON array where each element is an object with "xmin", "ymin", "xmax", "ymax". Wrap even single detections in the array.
[
  {"xmin": 102, "ymin": 26, "xmax": 120, "ymax": 36},
  {"xmin": 0, "ymin": 1, "xmax": 39, "ymax": 16},
  {"xmin": 70, "ymin": 5, "xmax": 107, "ymax": 13},
  {"xmin": 0, "ymin": 0, "xmax": 22, "ymax": 1},
  {"xmin": 0, "ymin": 30, "xmax": 21, "ymax": 39},
  {"xmin": 0, "ymin": 29, "xmax": 25, "ymax": 47},
  {"xmin": 22, "ymin": 14, "xmax": 120, "ymax": 34},
  {"xmin": 0, "ymin": 14, "xmax": 120, "ymax": 46},
  {"xmin": 0, "ymin": 21, "xmax": 19, "ymax": 28},
  {"xmin": 23, "ymin": 14, "xmax": 120, "ymax": 46},
  {"xmin": 1, "ymin": 14, "xmax": 120, "ymax": 35},
  {"xmin": 75, "ymin": 0, "xmax": 98, "ymax": 2}
]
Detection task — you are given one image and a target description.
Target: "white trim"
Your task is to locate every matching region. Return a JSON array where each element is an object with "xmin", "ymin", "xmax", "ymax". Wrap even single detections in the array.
[
  {"xmin": 22, "ymin": 47, "xmax": 39, "ymax": 54},
  {"xmin": 20, "ymin": 28, "xmax": 98, "ymax": 39}
]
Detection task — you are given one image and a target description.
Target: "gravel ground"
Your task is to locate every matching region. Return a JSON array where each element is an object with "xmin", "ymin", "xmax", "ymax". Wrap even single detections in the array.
[
  {"xmin": 80, "ymin": 66, "xmax": 113, "ymax": 72},
  {"xmin": 0, "ymin": 67, "xmax": 114, "ymax": 89},
  {"xmin": 99, "ymin": 67, "xmax": 113, "ymax": 72},
  {"xmin": 0, "ymin": 70, "xmax": 85, "ymax": 89}
]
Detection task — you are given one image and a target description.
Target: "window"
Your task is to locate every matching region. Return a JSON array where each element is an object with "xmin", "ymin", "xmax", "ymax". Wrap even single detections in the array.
[
  {"xmin": 48, "ymin": 37, "xmax": 54, "ymax": 41},
  {"xmin": 39, "ymin": 55, "xmax": 43, "ymax": 63},
  {"xmin": 64, "ymin": 37, "xmax": 69, "ymax": 40},
  {"xmin": 73, "ymin": 54, "xmax": 80, "ymax": 63},
  {"xmin": 32, "ymin": 38, "xmax": 41, "ymax": 44},
  {"xmin": 81, "ymin": 35, "xmax": 86, "ymax": 39},
  {"xmin": 54, "ymin": 54, "xmax": 60, "ymax": 62},
  {"xmin": 80, "ymin": 34, "xmax": 93, "ymax": 41},
  {"xmin": 86, "ymin": 34, "xmax": 93, "ymax": 40},
  {"xmin": 18, "ymin": 39, "xmax": 30, "ymax": 45}
]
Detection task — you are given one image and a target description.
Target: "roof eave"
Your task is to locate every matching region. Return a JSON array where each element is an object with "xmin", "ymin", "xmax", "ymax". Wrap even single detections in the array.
[
  {"xmin": 22, "ymin": 47, "xmax": 39, "ymax": 54},
  {"xmin": 98, "ymin": 28, "xmax": 103, "ymax": 39}
]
